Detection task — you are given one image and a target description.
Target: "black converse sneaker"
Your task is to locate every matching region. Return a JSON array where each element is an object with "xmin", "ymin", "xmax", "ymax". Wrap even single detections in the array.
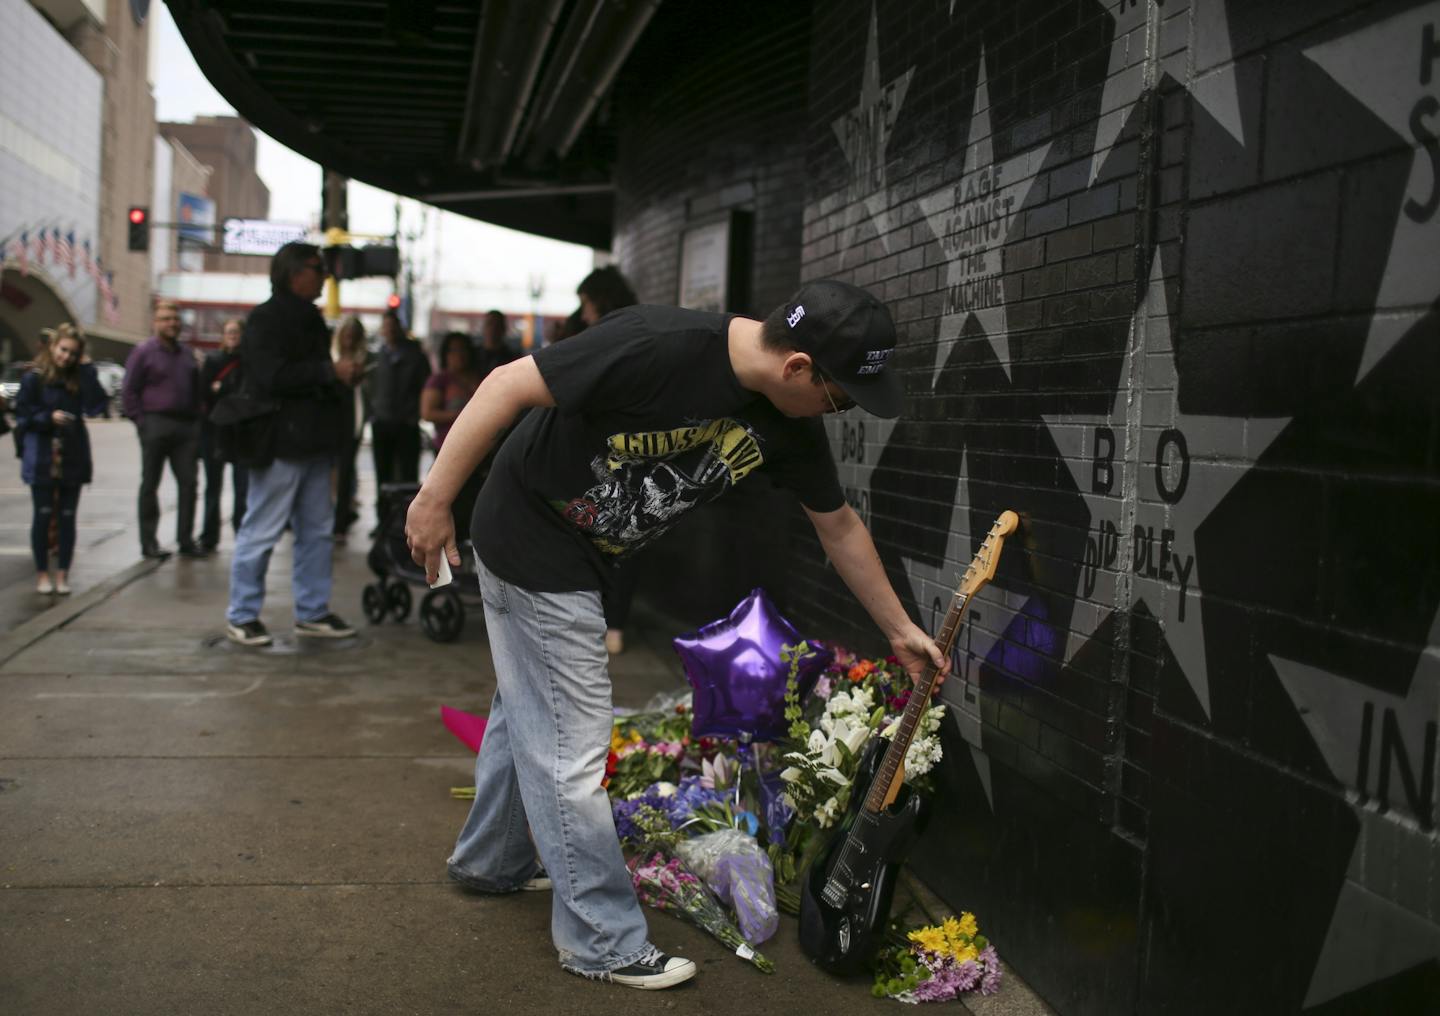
[
  {"xmin": 603, "ymin": 947, "xmax": 696, "ymax": 990},
  {"xmin": 522, "ymin": 867, "xmax": 552, "ymax": 891},
  {"xmin": 294, "ymin": 613, "xmax": 357, "ymax": 639},
  {"xmin": 226, "ymin": 620, "xmax": 272, "ymax": 647}
]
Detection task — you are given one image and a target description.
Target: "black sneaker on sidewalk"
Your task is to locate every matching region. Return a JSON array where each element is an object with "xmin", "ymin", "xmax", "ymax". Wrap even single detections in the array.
[
  {"xmin": 295, "ymin": 614, "xmax": 357, "ymax": 639},
  {"xmin": 177, "ymin": 544, "xmax": 212, "ymax": 559},
  {"xmin": 141, "ymin": 545, "xmax": 172, "ymax": 561},
  {"xmin": 226, "ymin": 620, "xmax": 272, "ymax": 647},
  {"xmin": 522, "ymin": 867, "xmax": 552, "ymax": 891},
  {"xmin": 598, "ymin": 947, "xmax": 696, "ymax": 990}
]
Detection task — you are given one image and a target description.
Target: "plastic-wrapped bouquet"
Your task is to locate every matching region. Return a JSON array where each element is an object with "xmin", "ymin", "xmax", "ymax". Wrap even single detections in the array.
[
  {"xmin": 872, "ymin": 913, "xmax": 1002, "ymax": 1002},
  {"xmin": 675, "ymin": 827, "xmax": 780, "ymax": 944},
  {"xmin": 628, "ymin": 851, "xmax": 774, "ymax": 973}
]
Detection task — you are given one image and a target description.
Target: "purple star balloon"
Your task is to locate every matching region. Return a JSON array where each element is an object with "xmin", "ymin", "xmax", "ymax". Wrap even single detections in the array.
[{"xmin": 674, "ymin": 588, "xmax": 833, "ymax": 741}]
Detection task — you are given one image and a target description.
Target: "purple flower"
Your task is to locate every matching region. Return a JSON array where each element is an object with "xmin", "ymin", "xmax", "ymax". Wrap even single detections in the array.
[
  {"xmin": 953, "ymin": 959, "xmax": 982, "ymax": 994},
  {"xmin": 908, "ymin": 951, "xmax": 983, "ymax": 1002},
  {"xmin": 912, "ymin": 961, "xmax": 964, "ymax": 1002},
  {"xmin": 664, "ymin": 775, "xmax": 727, "ymax": 826},
  {"xmin": 979, "ymin": 945, "xmax": 1002, "ymax": 995}
]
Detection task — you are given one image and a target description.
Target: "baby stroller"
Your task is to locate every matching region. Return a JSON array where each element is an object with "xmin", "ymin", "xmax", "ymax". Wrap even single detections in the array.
[{"xmin": 362, "ymin": 481, "xmax": 482, "ymax": 643}]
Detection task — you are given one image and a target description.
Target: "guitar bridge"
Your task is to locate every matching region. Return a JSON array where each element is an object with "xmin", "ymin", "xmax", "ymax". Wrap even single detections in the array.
[{"xmin": 820, "ymin": 878, "xmax": 846, "ymax": 909}]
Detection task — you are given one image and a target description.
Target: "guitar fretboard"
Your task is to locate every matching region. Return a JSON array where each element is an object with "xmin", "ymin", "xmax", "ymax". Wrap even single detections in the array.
[{"xmin": 861, "ymin": 515, "xmax": 1011, "ymax": 815}]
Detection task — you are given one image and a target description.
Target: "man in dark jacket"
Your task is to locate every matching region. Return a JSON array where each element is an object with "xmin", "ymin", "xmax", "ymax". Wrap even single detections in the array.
[
  {"xmin": 369, "ymin": 308, "xmax": 430, "ymax": 499},
  {"xmin": 198, "ymin": 316, "xmax": 249, "ymax": 550},
  {"xmin": 225, "ymin": 242, "xmax": 360, "ymax": 647}
]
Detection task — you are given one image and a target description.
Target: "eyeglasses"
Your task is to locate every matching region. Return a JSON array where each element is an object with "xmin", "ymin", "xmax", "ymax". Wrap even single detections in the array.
[{"xmin": 817, "ymin": 370, "xmax": 856, "ymax": 415}]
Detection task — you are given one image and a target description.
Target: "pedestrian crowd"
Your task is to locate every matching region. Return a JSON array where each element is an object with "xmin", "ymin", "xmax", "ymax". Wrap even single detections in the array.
[{"xmin": 0, "ymin": 241, "xmax": 527, "ymax": 637}]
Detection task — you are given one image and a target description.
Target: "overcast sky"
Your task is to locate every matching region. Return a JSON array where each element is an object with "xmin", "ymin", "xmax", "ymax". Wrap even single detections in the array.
[{"xmin": 149, "ymin": 5, "xmax": 593, "ymax": 316}]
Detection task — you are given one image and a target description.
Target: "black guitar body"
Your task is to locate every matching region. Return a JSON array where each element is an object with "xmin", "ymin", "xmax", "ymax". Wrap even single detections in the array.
[{"xmin": 798, "ymin": 737, "xmax": 932, "ymax": 974}]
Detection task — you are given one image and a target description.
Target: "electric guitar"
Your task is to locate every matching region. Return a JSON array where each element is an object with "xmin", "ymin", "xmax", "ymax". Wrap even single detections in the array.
[{"xmin": 798, "ymin": 510, "xmax": 1019, "ymax": 974}]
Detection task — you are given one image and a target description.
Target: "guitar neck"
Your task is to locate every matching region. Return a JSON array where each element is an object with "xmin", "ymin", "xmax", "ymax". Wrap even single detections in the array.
[
  {"xmin": 858, "ymin": 510, "xmax": 1017, "ymax": 816},
  {"xmin": 860, "ymin": 588, "xmax": 971, "ymax": 815}
]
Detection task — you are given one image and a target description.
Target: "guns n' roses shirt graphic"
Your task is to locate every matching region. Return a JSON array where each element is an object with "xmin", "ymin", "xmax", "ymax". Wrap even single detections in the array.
[
  {"xmin": 471, "ymin": 306, "xmax": 844, "ymax": 593},
  {"xmin": 560, "ymin": 416, "xmax": 766, "ymax": 556}
]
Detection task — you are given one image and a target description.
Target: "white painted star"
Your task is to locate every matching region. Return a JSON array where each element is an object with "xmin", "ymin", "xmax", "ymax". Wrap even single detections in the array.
[
  {"xmin": 1304, "ymin": 3, "xmax": 1440, "ymax": 383},
  {"xmin": 1041, "ymin": 251, "xmax": 1156, "ymax": 664},
  {"xmin": 1090, "ymin": 0, "xmax": 1152, "ymax": 185},
  {"xmin": 1092, "ymin": 1, "xmax": 1246, "ymax": 184},
  {"xmin": 825, "ymin": 412, "xmax": 898, "ymax": 532},
  {"xmin": 1042, "ymin": 248, "xmax": 1289, "ymax": 718},
  {"xmin": 1270, "ymin": 615, "xmax": 1440, "ymax": 1008},
  {"xmin": 1190, "ymin": 0, "xmax": 1247, "ymax": 145},
  {"xmin": 919, "ymin": 47, "xmax": 1050, "ymax": 383},
  {"xmin": 831, "ymin": 5, "xmax": 914, "ymax": 253},
  {"xmin": 895, "ymin": 447, "xmax": 1027, "ymax": 812}
]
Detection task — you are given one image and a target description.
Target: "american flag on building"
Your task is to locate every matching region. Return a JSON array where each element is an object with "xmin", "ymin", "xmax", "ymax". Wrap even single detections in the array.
[
  {"xmin": 101, "ymin": 271, "xmax": 119, "ymax": 324},
  {"xmin": 57, "ymin": 231, "xmax": 75, "ymax": 277},
  {"xmin": 7, "ymin": 232, "xmax": 28, "ymax": 276}
]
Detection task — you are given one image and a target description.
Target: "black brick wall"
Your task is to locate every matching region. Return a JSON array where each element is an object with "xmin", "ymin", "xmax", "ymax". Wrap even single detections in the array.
[{"xmin": 607, "ymin": 1, "xmax": 1440, "ymax": 1011}]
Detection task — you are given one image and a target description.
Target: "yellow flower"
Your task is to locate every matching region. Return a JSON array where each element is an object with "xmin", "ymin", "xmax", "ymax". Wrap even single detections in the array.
[
  {"xmin": 907, "ymin": 926, "xmax": 949, "ymax": 955},
  {"xmin": 953, "ymin": 943, "xmax": 979, "ymax": 966},
  {"xmin": 610, "ymin": 727, "xmax": 643, "ymax": 752},
  {"xmin": 958, "ymin": 912, "xmax": 978, "ymax": 939}
]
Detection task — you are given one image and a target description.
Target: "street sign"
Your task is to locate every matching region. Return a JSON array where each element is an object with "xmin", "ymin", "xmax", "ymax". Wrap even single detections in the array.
[{"xmin": 221, "ymin": 218, "xmax": 308, "ymax": 256}]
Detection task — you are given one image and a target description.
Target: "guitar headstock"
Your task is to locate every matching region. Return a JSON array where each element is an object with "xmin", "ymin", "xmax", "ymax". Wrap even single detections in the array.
[{"xmin": 957, "ymin": 510, "xmax": 1019, "ymax": 598}]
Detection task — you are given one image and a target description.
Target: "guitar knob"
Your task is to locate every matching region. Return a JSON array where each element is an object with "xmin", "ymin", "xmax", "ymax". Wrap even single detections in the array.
[{"xmin": 860, "ymin": 882, "xmax": 871, "ymax": 890}]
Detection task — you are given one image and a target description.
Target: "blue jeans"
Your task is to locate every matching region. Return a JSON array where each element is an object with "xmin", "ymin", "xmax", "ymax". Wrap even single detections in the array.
[
  {"xmin": 226, "ymin": 456, "xmax": 335, "ymax": 625},
  {"xmin": 447, "ymin": 558, "xmax": 652, "ymax": 975}
]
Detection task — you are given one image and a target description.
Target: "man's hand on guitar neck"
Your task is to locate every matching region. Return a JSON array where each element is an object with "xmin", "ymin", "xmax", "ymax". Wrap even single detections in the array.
[
  {"xmin": 889, "ymin": 621, "xmax": 951, "ymax": 689},
  {"xmin": 803, "ymin": 503, "xmax": 953, "ymax": 691}
]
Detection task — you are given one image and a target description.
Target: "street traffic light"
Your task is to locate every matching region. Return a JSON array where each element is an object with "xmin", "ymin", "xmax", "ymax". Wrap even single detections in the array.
[
  {"xmin": 322, "ymin": 243, "xmax": 399, "ymax": 280},
  {"xmin": 126, "ymin": 207, "xmax": 149, "ymax": 252}
]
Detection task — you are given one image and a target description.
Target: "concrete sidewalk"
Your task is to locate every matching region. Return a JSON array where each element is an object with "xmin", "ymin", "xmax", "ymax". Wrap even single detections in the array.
[{"xmin": 0, "ymin": 533, "xmax": 1050, "ymax": 1015}]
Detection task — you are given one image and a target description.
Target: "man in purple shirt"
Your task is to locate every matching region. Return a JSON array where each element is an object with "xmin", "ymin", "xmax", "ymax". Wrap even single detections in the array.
[{"xmin": 122, "ymin": 301, "xmax": 205, "ymax": 560}]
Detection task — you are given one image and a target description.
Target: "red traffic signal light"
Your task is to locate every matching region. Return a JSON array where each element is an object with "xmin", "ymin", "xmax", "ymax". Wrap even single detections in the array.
[
  {"xmin": 126, "ymin": 206, "xmax": 150, "ymax": 251},
  {"xmin": 386, "ymin": 294, "xmax": 402, "ymax": 310}
]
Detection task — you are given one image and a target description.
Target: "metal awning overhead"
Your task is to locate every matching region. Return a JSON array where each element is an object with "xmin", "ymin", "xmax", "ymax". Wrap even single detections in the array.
[{"xmin": 167, "ymin": 0, "xmax": 663, "ymax": 247}]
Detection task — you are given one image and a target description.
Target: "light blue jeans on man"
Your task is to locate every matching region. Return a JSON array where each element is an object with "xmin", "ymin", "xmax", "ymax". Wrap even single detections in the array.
[
  {"xmin": 447, "ymin": 558, "xmax": 652, "ymax": 975},
  {"xmin": 226, "ymin": 456, "xmax": 336, "ymax": 625}
]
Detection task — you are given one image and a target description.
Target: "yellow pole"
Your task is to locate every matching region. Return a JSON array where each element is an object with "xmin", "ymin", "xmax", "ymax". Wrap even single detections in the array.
[{"xmin": 323, "ymin": 226, "xmax": 348, "ymax": 321}]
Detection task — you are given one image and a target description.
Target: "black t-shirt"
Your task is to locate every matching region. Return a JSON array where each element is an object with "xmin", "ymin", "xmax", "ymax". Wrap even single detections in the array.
[{"xmin": 470, "ymin": 305, "xmax": 844, "ymax": 592}]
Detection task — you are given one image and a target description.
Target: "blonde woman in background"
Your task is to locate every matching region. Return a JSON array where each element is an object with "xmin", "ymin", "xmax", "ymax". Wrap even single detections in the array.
[
  {"xmin": 332, "ymin": 316, "xmax": 371, "ymax": 543},
  {"xmin": 15, "ymin": 324, "xmax": 107, "ymax": 594}
]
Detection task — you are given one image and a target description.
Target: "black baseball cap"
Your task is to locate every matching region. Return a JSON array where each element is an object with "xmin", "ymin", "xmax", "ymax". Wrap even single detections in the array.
[{"xmin": 781, "ymin": 280, "xmax": 903, "ymax": 418}]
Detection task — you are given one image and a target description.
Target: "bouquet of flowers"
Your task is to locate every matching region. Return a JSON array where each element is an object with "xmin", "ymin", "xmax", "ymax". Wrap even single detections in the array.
[
  {"xmin": 612, "ymin": 775, "xmax": 743, "ymax": 848},
  {"xmin": 675, "ymin": 827, "xmax": 780, "ymax": 944},
  {"xmin": 777, "ymin": 647, "xmax": 947, "ymax": 830},
  {"xmin": 628, "ymin": 851, "xmax": 775, "ymax": 973},
  {"xmin": 872, "ymin": 913, "xmax": 1002, "ymax": 1002}
]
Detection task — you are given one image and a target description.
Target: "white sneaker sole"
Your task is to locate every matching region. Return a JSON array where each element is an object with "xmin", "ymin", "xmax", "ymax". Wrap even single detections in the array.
[
  {"xmin": 294, "ymin": 627, "xmax": 356, "ymax": 639},
  {"xmin": 610, "ymin": 959, "xmax": 696, "ymax": 990},
  {"xmin": 226, "ymin": 628, "xmax": 272, "ymax": 647}
]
